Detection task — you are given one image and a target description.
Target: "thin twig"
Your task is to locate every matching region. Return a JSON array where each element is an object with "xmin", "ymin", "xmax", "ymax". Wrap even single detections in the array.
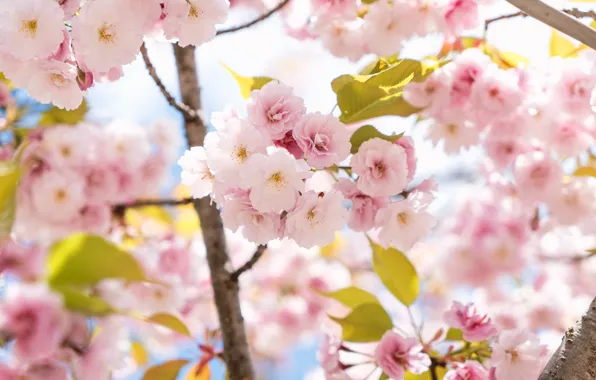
[
  {"xmin": 562, "ymin": 8, "xmax": 596, "ymax": 20},
  {"xmin": 485, "ymin": 8, "xmax": 596, "ymax": 33},
  {"xmin": 115, "ymin": 198, "xmax": 194, "ymax": 209},
  {"xmin": 230, "ymin": 245, "xmax": 267, "ymax": 281},
  {"xmin": 485, "ymin": 11, "xmax": 527, "ymax": 32},
  {"xmin": 540, "ymin": 251, "xmax": 596, "ymax": 263},
  {"xmin": 216, "ymin": 0, "xmax": 291, "ymax": 36},
  {"xmin": 139, "ymin": 43, "xmax": 200, "ymax": 120}
]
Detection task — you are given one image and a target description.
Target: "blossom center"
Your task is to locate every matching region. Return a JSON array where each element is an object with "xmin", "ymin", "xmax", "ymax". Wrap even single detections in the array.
[
  {"xmin": 55, "ymin": 189, "xmax": 67, "ymax": 202},
  {"xmin": 50, "ymin": 73, "xmax": 67, "ymax": 87},
  {"xmin": 60, "ymin": 146, "xmax": 72, "ymax": 158},
  {"xmin": 306, "ymin": 207, "xmax": 318, "ymax": 224},
  {"xmin": 446, "ymin": 124, "xmax": 458, "ymax": 135},
  {"xmin": 313, "ymin": 134, "xmax": 328, "ymax": 152},
  {"xmin": 267, "ymin": 171, "xmax": 287, "ymax": 189},
  {"xmin": 188, "ymin": 5, "xmax": 203, "ymax": 19},
  {"xmin": 506, "ymin": 349, "xmax": 519, "ymax": 363},
  {"xmin": 98, "ymin": 23, "xmax": 116, "ymax": 44},
  {"xmin": 488, "ymin": 87, "xmax": 500, "ymax": 98},
  {"xmin": 397, "ymin": 212, "xmax": 408, "ymax": 225},
  {"xmin": 21, "ymin": 19, "xmax": 38, "ymax": 38},
  {"xmin": 201, "ymin": 169, "xmax": 214, "ymax": 181},
  {"xmin": 233, "ymin": 145, "xmax": 248, "ymax": 163},
  {"xmin": 372, "ymin": 161, "xmax": 385, "ymax": 179}
]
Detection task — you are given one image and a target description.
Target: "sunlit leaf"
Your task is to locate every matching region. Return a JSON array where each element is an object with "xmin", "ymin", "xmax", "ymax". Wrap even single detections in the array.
[
  {"xmin": 47, "ymin": 233, "xmax": 148, "ymax": 287},
  {"xmin": 550, "ymin": 30, "xmax": 579, "ymax": 57},
  {"xmin": 144, "ymin": 313, "xmax": 192, "ymax": 337},
  {"xmin": 370, "ymin": 239, "xmax": 419, "ymax": 306},
  {"xmin": 186, "ymin": 364, "xmax": 211, "ymax": 380},
  {"xmin": 0, "ymin": 161, "xmax": 20, "ymax": 238},
  {"xmin": 143, "ymin": 360, "xmax": 189, "ymax": 380},
  {"xmin": 329, "ymin": 303, "xmax": 393, "ymax": 342},
  {"xmin": 404, "ymin": 367, "xmax": 447, "ymax": 380},
  {"xmin": 573, "ymin": 166, "xmax": 596, "ymax": 177},
  {"xmin": 53, "ymin": 286, "xmax": 115, "ymax": 316},
  {"xmin": 319, "ymin": 286, "xmax": 381, "ymax": 309},
  {"xmin": 350, "ymin": 125, "xmax": 404, "ymax": 154},
  {"xmin": 445, "ymin": 328, "xmax": 464, "ymax": 341},
  {"xmin": 38, "ymin": 100, "xmax": 88, "ymax": 126},
  {"xmin": 319, "ymin": 233, "xmax": 345, "ymax": 258},
  {"xmin": 222, "ymin": 63, "xmax": 276, "ymax": 99},
  {"xmin": 131, "ymin": 342, "xmax": 149, "ymax": 366}
]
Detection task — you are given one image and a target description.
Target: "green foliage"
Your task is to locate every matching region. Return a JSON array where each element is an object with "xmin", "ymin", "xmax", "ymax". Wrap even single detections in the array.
[
  {"xmin": 404, "ymin": 367, "xmax": 447, "ymax": 380},
  {"xmin": 222, "ymin": 63, "xmax": 276, "ymax": 99},
  {"xmin": 370, "ymin": 239, "xmax": 420, "ymax": 306},
  {"xmin": 47, "ymin": 233, "xmax": 148, "ymax": 287},
  {"xmin": 329, "ymin": 303, "xmax": 393, "ymax": 342},
  {"xmin": 445, "ymin": 328, "xmax": 464, "ymax": 341},
  {"xmin": 52, "ymin": 286, "xmax": 115, "ymax": 316},
  {"xmin": 319, "ymin": 286, "xmax": 381, "ymax": 309},
  {"xmin": 573, "ymin": 166, "xmax": 596, "ymax": 177},
  {"xmin": 350, "ymin": 125, "xmax": 403, "ymax": 154},
  {"xmin": 145, "ymin": 313, "xmax": 192, "ymax": 337},
  {"xmin": 143, "ymin": 360, "xmax": 189, "ymax": 380},
  {"xmin": 38, "ymin": 100, "xmax": 88, "ymax": 126},
  {"xmin": 0, "ymin": 161, "xmax": 20, "ymax": 238},
  {"xmin": 332, "ymin": 59, "xmax": 444, "ymax": 123}
]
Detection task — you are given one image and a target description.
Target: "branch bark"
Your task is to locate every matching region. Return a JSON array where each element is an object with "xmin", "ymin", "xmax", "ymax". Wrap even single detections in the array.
[
  {"xmin": 172, "ymin": 44, "xmax": 255, "ymax": 379},
  {"xmin": 539, "ymin": 297, "xmax": 596, "ymax": 380},
  {"xmin": 504, "ymin": 0, "xmax": 596, "ymax": 50},
  {"xmin": 231, "ymin": 244, "xmax": 267, "ymax": 281}
]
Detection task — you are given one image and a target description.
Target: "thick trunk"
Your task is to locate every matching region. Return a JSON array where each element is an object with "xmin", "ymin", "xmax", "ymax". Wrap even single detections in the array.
[
  {"xmin": 173, "ymin": 44, "xmax": 255, "ymax": 380},
  {"xmin": 538, "ymin": 297, "xmax": 596, "ymax": 380}
]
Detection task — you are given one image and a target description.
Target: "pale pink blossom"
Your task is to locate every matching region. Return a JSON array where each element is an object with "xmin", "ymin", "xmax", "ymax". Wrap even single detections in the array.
[
  {"xmin": 542, "ymin": 118, "xmax": 594, "ymax": 157},
  {"xmin": 443, "ymin": 0, "xmax": 481, "ymax": 35},
  {"xmin": 313, "ymin": 19, "xmax": 367, "ymax": 62},
  {"xmin": 48, "ymin": 29, "xmax": 73, "ymax": 62},
  {"xmin": 83, "ymin": 165, "xmax": 121, "ymax": 204},
  {"xmin": 362, "ymin": 0, "xmax": 415, "ymax": 56},
  {"xmin": 247, "ymin": 81, "xmax": 306, "ymax": 140},
  {"xmin": 24, "ymin": 362, "xmax": 69, "ymax": 380},
  {"xmin": 57, "ymin": 0, "xmax": 81, "ymax": 19},
  {"xmin": 395, "ymin": 136, "xmax": 417, "ymax": 181},
  {"xmin": 317, "ymin": 332, "xmax": 349, "ymax": 379},
  {"xmin": 178, "ymin": 147, "xmax": 214, "ymax": 199},
  {"xmin": 351, "ymin": 138, "xmax": 409, "ymax": 197},
  {"xmin": 513, "ymin": 151, "xmax": 563, "ymax": 203},
  {"xmin": 240, "ymin": 149, "xmax": 311, "ymax": 213},
  {"xmin": 273, "ymin": 131, "xmax": 304, "ymax": 159},
  {"xmin": 41, "ymin": 125, "xmax": 90, "ymax": 168},
  {"xmin": 491, "ymin": 330, "xmax": 547, "ymax": 380},
  {"xmin": 311, "ymin": 0, "xmax": 357, "ymax": 17},
  {"xmin": 162, "ymin": 0, "xmax": 229, "ymax": 47},
  {"xmin": 293, "ymin": 112, "xmax": 351, "ymax": 169},
  {"xmin": 72, "ymin": 0, "xmax": 144, "ymax": 73},
  {"xmin": 469, "ymin": 67, "xmax": 524, "ymax": 125},
  {"xmin": 448, "ymin": 49, "xmax": 492, "ymax": 106},
  {"xmin": 104, "ymin": 121, "xmax": 152, "ymax": 171},
  {"xmin": 77, "ymin": 204, "xmax": 111, "ymax": 234},
  {"xmin": 375, "ymin": 331, "xmax": 431, "ymax": 379},
  {"xmin": 0, "ymin": 364, "xmax": 19, "ymax": 379},
  {"xmin": 483, "ymin": 135, "xmax": 524, "ymax": 170},
  {"xmin": 428, "ymin": 117, "xmax": 480, "ymax": 154},
  {"xmin": 335, "ymin": 178, "xmax": 389, "ymax": 232},
  {"xmin": 0, "ymin": 284, "xmax": 68, "ymax": 362},
  {"xmin": 444, "ymin": 361, "xmax": 489, "ymax": 380},
  {"xmin": 221, "ymin": 191, "xmax": 282, "ymax": 244},
  {"xmin": 31, "ymin": 170, "xmax": 86, "ymax": 223},
  {"xmin": 375, "ymin": 198, "xmax": 436, "ymax": 251},
  {"xmin": 443, "ymin": 301, "xmax": 498, "ymax": 342},
  {"xmin": 0, "ymin": 239, "xmax": 45, "ymax": 280},
  {"xmin": 0, "ymin": 0, "xmax": 65, "ymax": 60},
  {"xmin": 403, "ymin": 69, "xmax": 452, "ymax": 111},
  {"xmin": 284, "ymin": 190, "xmax": 348, "ymax": 248},
  {"xmin": 26, "ymin": 61, "xmax": 84, "ymax": 110},
  {"xmin": 550, "ymin": 59, "xmax": 595, "ymax": 116},
  {"xmin": 547, "ymin": 177, "xmax": 596, "ymax": 225}
]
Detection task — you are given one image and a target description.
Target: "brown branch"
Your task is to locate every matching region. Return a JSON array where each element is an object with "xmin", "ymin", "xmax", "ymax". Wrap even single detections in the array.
[
  {"xmin": 485, "ymin": 8, "xmax": 596, "ymax": 33},
  {"xmin": 539, "ymin": 297, "xmax": 596, "ymax": 380},
  {"xmin": 504, "ymin": 0, "xmax": 596, "ymax": 50},
  {"xmin": 562, "ymin": 8, "xmax": 596, "ymax": 20},
  {"xmin": 114, "ymin": 198, "xmax": 193, "ymax": 210},
  {"xmin": 230, "ymin": 245, "xmax": 267, "ymax": 281},
  {"xmin": 485, "ymin": 11, "xmax": 527, "ymax": 31},
  {"xmin": 539, "ymin": 250, "xmax": 596, "ymax": 263},
  {"xmin": 216, "ymin": 0, "xmax": 291, "ymax": 36},
  {"xmin": 139, "ymin": 43, "xmax": 200, "ymax": 120},
  {"xmin": 172, "ymin": 43, "xmax": 255, "ymax": 379}
]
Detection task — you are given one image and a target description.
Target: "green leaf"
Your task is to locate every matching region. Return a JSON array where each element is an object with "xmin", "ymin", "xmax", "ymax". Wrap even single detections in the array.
[
  {"xmin": 404, "ymin": 367, "xmax": 447, "ymax": 380},
  {"xmin": 53, "ymin": 286, "xmax": 116, "ymax": 316},
  {"xmin": 143, "ymin": 360, "xmax": 189, "ymax": 380},
  {"xmin": 573, "ymin": 166, "xmax": 596, "ymax": 177},
  {"xmin": 370, "ymin": 239, "xmax": 420, "ymax": 306},
  {"xmin": 349, "ymin": 125, "xmax": 404, "ymax": 154},
  {"xmin": 550, "ymin": 30, "xmax": 579, "ymax": 58},
  {"xmin": 222, "ymin": 63, "xmax": 276, "ymax": 99},
  {"xmin": 445, "ymin": 328, "xmax": 463, "ymax": 341},
  {"xmin": 47, "ymin": 233, "xmax": 147, "ymax": 287},
  {"xmin": 379, "ymin": 374, "xmax": 389, "ymax": 380},
  {"xmin": 145, "ymin": 313, "xmax": 192, "ymax": 337},
  {"xmin": 329, "ymin": 303, "xmax": 393, "ymax": 342},
  {"xmin": 319, "ymin": 286, "xmax": 381, "ymax": 309},
  {"xmin": 38, "ymin": 100, "xmax": 88, "ymax": 126},
  {"xmin": 0, "ymin": 161, "xmax": 20, "ymax": 238}
]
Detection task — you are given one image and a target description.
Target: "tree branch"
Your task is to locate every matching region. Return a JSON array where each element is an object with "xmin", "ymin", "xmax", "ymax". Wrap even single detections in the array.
[
  {"xmin": 140, "ymin": 43, "xmax": 200, "ymax": 120},
  {"xmin": 539, "ymin": 297, "xmax": 596, "ymax": 380},
  {"xmin": 114, "ymin": 198, "xmax": 193, "ymax": 209},
  {"xmin": 172, "ymin": 43, "xmax": 255, "ymax": 379},
  {"xmin": 230, "ymin": 245, "xmax": 267, "ymax": 281},
  {"xmin": 504, "ymin": 0, "xmax": 596, "ymax": 50},
  {"xmin": 485, "ymin": 8, "xmax": 596, "ymax": 32},
  {"xmin": 216, "ymin": 0, "xmax": 291, "ymax": 36}
]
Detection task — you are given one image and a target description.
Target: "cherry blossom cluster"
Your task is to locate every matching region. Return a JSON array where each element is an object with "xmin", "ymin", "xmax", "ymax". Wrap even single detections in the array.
[
  {"xmin": 0, "ymin": 0, "xmax": 230, "ymax": 110},
  {"xmin": 12, "ymin": 119, "xmax": 181, "ymax": 242},
  {"xmin": 288, "ymin": 0, "xmax": 494, "ymax": 61},
  {"xmin": 178, "ymin": 81, "xmax": 436, "ymax": 249}
]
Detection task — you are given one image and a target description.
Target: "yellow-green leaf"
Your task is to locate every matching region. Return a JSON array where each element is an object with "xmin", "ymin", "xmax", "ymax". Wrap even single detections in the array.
[
  {"xmin": 445, "ymin": 328, "xmax": 463, "ymax": 341},
  {"xmin": 53, "ymin": 286, "xmax": 116, "ymax": 316},
  {"xmin": 550, "ymin": 30, "xmax": 579, "ymax": 58},
  {"xmin": 404, "ymin": 367, "xmax": 447, "ymax": 380},
  {"xmin": 131, "ymin": 341, "xmax": 149, "ymax": 366},
  {"xmin": 0, "ymin": 161, "xmax": 20, "ymax": 238},
  {"xmin": 145, "ymin": 313, "xmax": 191, "ymax": 337},
  {"xmin": 329, "ymin": 303, "xmax": 393, "ymax": 342},
  {"xmin": 574, "ymin": 166, "xmax": 596, "ymax": 177},
  {"xmin": 370, "ymin": 240, "xmax": 419, "ymax": 306},
  {"xmin": 38, "ymin": 100, "xmax": 88, "ymax": 126},
  {"xmin": 349, "ymin": 125, "xmax": 404, "ymax": 154},
  {"xmin": 186, "ymin": 364, "xmax": 211, "ymax": 380},
  {"xmin": 222, "ymin": 63, "xmax": 276, "ymax": 99},
  {"xmin": 319, "ymin": 286, "xmax": 381, "ymax": 309},
  {"xmin": 143, "ymin": 360, "xmax": 189, "ymax": 380},
  {"xmin": 47, "ymin": 234, "xmax": 147, "ymax": 287}
]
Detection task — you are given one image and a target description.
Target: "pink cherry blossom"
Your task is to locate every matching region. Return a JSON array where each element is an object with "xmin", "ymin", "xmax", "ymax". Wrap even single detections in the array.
[
  {"xmin": 0, "ymin": 284, "xmax": 69, "ymax": 362},
  {"xmin": 317, "ymin": 332, "xmax": 349, "ymax": 379},
  {"xmin": 443, "ymin": 301, "xmax": 498, "ymax": 342},
  {"xmin": 57, "ymin": 0, "xmax": 81, "ymax": 19},
  {"xmin": 240, "ymin": 149, "xmax": 311, "ymax": 213},
  {"xmin": 0, "ymin": 0, "xmax": 65, "ymax": 60},
  {"xmin": 72, "ymin": 0, "xmax": 144, "ymax": 73},
  {"xmin": 313, "ymin": 19, "xmax": 367, "ymax": 62},
  {"xmin": 351, "ymin": 138, "xmax": 409, "ymax": 197},
  {"xmin": 427, "ymin": 117, "xmax": 481, "ymax": 155},
  {"xmin": 293, "ymin": 112, "xmax": 351, "ymax": 169},
  {"xmin": 31, "ymin": 170, "xmax": 86, "ymax": 224},
  {"xmin": 335, "ymin": 178, "xmax": 389, "ymax": 232},
  {"xmin": 0, "ymin": 239, "xmax": 45, "ymax": 280},
  {"xmin": 491, "ymin": 329, "xmax": 547, "ymax": 380},
  {"xmin": 375, "ymin": 331, "xmax": 431, "ymax": 379},
  {"xmin": 447, "ymin": 48, "xmax": 492, "ymax": 106},
  {"xmin": 0, "ymin": 364, "xmax": 19, "ymax": 379},
  {"xmin": 362, "ymin": 0, "xmax": 414, "ymax": 57},
  {"xmin": 23, "ymin": 362, "xmax": 69, "ymax": 380},
  {"xmin": 284, "ymin": 190, "xmax": 348, "ymax": 248},
  {"xmin": 48, "ymin": 30, "xmax": 73, "ymax": 62},
  {"xmin": 542, "ymin": 118, "xmax": 594, "ymax": 157},
  {"xmin": 178, "ymin": 147, "xmax": 214, "ymax": 199},
  {"xmin": 444, "ymin": 361, "xmax": 489, "ymax": 380},
  {"xmin": 403, "ymin": 69, "xmax": 452, "ymax": 111},
  {"xmin": 273, "ymin": 131, "xmax": 304, "ymax": 159},
  {"xmin": 247, "ymin": 81, "xmax": 306, "ymax": 140},
  {"xmin": 469, "ymin": 67, "xmax": 524, "ymax": 125},
  {"xmin": 513, "ymin": 150, "xmax": 563, "ymax": 203},
  {"xmin": 550, "ymin": 59, "xmax": 595, "ymax": 116},
  {"xmin": 547, "ymin": 177, "xmax": 596, "ymax": 225},
  {"xmin": 25, "ymin": 61, "xmax": 84, "ymax": 111},
  {"xmin": 311, "ymin": 0, "xmax": 357, "ymax": 17},
  {"xmin": 162, "ymin": 0, "xmax": 229, "ymax": 47},
  {"xmin": 443, "ymin": 0, "xmax": 480, "ymax": 35},
  {"xmin": 221, "ymin": 191, "xmax": 282, "ymax": 244},
  {"xmin": 395, "ymin": 136, "xmax": 417, "ymax": 181}
]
